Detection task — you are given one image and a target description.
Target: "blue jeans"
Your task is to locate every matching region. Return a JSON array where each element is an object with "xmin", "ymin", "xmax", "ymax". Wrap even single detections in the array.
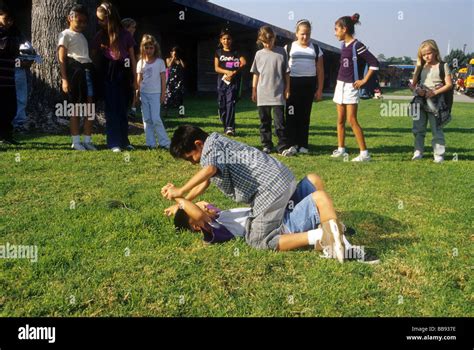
[
  {"xmin": 140, "ymin": 92, "xmax": 170, "ymax": 148},
  {"xmin": 217, "ymin": 79, "xmax": 237, "ymax": 131},
  {"xmin": 13, "ymin": 68, "xmax": 28, "ymax": 128}
]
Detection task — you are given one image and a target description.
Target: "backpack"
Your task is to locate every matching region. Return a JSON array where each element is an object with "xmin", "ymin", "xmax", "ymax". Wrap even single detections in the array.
[{"xmin": 416, "ymin": 62, "xmax": 454, "ymax": 113}]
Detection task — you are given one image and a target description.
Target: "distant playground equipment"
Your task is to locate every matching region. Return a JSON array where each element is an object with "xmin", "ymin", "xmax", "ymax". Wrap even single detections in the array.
[
  {"xmin": 455, "ymin": 67, "xmax": 467, "ymax": 92},
  {"xmin": 464, "ymin": 59, "xmax": 474, "ymax": 96}
]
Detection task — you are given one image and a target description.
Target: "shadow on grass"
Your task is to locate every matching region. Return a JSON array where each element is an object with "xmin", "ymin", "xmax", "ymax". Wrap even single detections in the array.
[{"xmin": 339, "ymin": 210, "xmax": 415, "ymax": 254}]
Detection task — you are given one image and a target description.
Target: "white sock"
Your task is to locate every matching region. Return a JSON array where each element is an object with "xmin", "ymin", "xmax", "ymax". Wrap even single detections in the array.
[
  {"xmin": 72, "ymin": 135, "xmax": 80, "ymax": 144},
  {"xmin": 83, "ymin": 135, "xmax": 92, "ymax": 144},
  {"xmin": 307, "ymin": 228, "xmax": 323, "ymax": 246},
  {"xmin": 338, "ymin": 147, "xmax": 345, "ymax": 153},
  {"xmin": 360, "ymin": 150, "xmax": 369, "ymax": 157}
]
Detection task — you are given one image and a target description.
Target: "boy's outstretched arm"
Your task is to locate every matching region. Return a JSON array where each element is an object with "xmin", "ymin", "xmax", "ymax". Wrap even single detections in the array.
[
  {"xmin": 162, "ymin": 165, "xmax": 217, "ymax": 200},
  {"xmin": 163, "ymin": 180, "xmax": 210, "ymax": 216}
]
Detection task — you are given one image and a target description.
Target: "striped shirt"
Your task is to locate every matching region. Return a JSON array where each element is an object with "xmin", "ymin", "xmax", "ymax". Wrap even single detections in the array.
[
  {"xmin": 337, "ymin": 40, "xmax": 379, "ymax": 83},
  {"xmin": 200, "ymin": 132, "xmax": 295, "ymax": 216},
  {"xmin": 287, "ymin": 41, "xmax": 323, "ymax": 77}
]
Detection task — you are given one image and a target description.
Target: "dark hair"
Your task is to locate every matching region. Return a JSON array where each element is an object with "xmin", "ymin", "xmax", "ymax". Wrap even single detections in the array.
[
  {"xmin": 170, "ymin": 46, "xmax": 182, "ymax": 59},
  {"xmin": 69, "ymin": 4, "xmax": 88, "ymax": 18},
  {"xmin": 218, "ymin": 28, "xmax": 232, "ymax": 48},
  {"xmin": 174, "ymin": 209, "xmax": 192, "ymax": 231},
  {"xmin": 335, "ymin": 13, "xmax": 361, "ymax": 35},
  {"xmin": 170, "ymin": 125, "xmax": 209, "ymax": 159},
  {"xmin": 0, "ymin": 3, "xmax": 12, "ymax": 19}
]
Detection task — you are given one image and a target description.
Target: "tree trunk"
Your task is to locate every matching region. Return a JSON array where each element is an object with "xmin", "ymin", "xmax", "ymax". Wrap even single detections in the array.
[{"xmin": 29, "ymin": 0, "xmax": 97, "ymax": 132}]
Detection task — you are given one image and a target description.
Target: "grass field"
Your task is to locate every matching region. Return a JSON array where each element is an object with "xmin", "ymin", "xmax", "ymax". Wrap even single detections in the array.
[{"xmin": 0, "ymin": 96, "xmax": 472, "ymax": 317}]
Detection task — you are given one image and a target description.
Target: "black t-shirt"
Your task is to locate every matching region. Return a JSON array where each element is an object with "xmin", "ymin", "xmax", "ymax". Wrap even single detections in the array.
[
  {"xmin": 215, "ymin": 48, "xmax": 242, "ymax": 80},
  {"xmin": 0, "ymin": 26, "xmax": 20, "ymax": 88}
]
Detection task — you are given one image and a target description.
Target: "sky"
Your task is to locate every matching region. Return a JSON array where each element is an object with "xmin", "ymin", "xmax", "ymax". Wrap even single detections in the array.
[{"xmin": 211, "ymin": 0, "xmax": 474, "ymax": 59}]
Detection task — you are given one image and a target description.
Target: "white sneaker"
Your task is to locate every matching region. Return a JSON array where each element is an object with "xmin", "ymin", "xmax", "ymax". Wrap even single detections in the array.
[
  {"xmin": 298, "ymin": 147, "xmax": 309, "ymax": 154},
  {"xmin": 331, "ymin": 149, "xmax": 348, "ymax": 158},
  {"xmin": 83, "ymin": 142, "xmax": 97, "ymax": 151},
  {"xmin": 111, "ymin": 147, "xmax": 121, "ymax": 153},
  {"xmin": 280, "ymin": 147, "xmax": 296, "ymax": 157},
  {"xmin": 412, "ymin": 150, "xmax": 423, "ymax": 160},
  {"xmin": 433, "ymin": 155, "xmax": 444, "ymax": 163},
  {"xmin": 71, "ymin": 143, "xmax": 86, "ymax": 151},
  {"xmin": 351, "ymin": 154, "xmax": 371, "ymax": 162},
  {"xmin": 319, "ymin": 220, "xmax": 346, "ymax": 263}
]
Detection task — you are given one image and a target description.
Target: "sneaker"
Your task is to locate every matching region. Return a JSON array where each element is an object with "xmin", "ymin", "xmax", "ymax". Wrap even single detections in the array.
[
  {"xmin": 351, "ymin": 153, "xmax": 371, "ymax": 162},
  {"xmin": 331, "ymin": 149, "xmax": 348, "ymax": 158},
  {"xmin": 412, "ymin": 150, "xmax": 423, "ymax": 160},
  {"xmin": 262, "ymin": 147, "xmax": 272, "ymax": 154},
  {"xmin": 318, "ymin": 219, "xmax": 346, "ymax": 263},
  {"xmin": 71, "ymin": 142, "xmax": 86, "ymax": 151},
  {"xmin": 225, "ymin": 129, "xmax": 235, "ymax": 136},
  {"xmin": 279, "ymin": 147, "xmax": 297, "ymax": 157},
  {"xmin": 83, "ymin": 142, "xmax": 97, "ymax": 151},
  {"xmin": 298, "ymin": 147, "xmax": 309, "ymax": 154},
  {"xmin": 111, "ymin": 147, "xmax": 121, "ymax": 153},
  {"xmin": 433, "ymin": 155, "xmax": 444, "ymax": 163},
  {"xmin": 125, "ymin": 144, "xmax": 135, "ymax": 151}
]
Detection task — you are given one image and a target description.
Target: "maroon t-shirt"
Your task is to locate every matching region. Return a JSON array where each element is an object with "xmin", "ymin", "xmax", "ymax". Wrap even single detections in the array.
[{"xmin": 93, "ymin": 28, "xmax": 135, "ymax": 61}]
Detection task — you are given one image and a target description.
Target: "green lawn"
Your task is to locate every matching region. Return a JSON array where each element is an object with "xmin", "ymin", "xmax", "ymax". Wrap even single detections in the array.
[
  {"xmin": 381, "ymin": 87, "xmax": 413, "ymax": 96},
  {"xmin": 0, "ymin": 96, "xmax": 472, "ymax": 317}
]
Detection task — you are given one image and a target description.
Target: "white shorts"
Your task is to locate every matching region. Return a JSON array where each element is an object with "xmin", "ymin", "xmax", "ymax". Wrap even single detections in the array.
[{"xmin": 333, "ymin": 80, "xmax": 360, "ymax": 105}]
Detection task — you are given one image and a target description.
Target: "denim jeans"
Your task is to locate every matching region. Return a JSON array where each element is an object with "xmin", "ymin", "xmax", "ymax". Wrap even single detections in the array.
[{"xmin": 140, "ymin": 92, "xmax": 170, "ymax": 148}]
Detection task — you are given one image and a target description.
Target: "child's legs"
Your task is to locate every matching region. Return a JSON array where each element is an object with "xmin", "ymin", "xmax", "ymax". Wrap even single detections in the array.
[
  {"xmin": 217, "ymin": 84, "xmax": 226, "ymax": 125},
  {"xmin": 312, "ymin": 190, "xmax": 337, "ymax": 222},
  {"xmin": 277, "ymin": 190, "xmax": 337, "ymax": 251},
  {"xmin": 83, "ymin": 97, "xmax": 94, "ymax": 136},
  {"xmin": 140, "ymin": 92, "xmax": 156, "ymax": 147},
  {"xmin": 346, "ymin": 104, "xmax": 367, "ymax": 151},
  {"xmin": 412, "ymin": 109, "xmax": 428, "ymax": 152},
  {"xmin": 70, "ymin": 116, "xmax": 80, "ymax": 137},
  {"xmin": 224, "ymin": 84, "xmax": 237, "ymax": 130},
  {"xmin": 336, "ymin": 104, "xmax": 347, "ymax": 147},
  {"xmin": 306, "ymin": 173, "xmax": 324, "ymax": 191},
  {"xmin": 150, "ymin": 93, "xmax": 171, "ymax": 148},
  {"xmin": 272, "ymin": 105, "xmax": 290, "ymax": 152},
  {"xmin": 427, "ymin": 112, "xmax": 446, "ymax": 156},
  {"xmin": 258, "ymin": 106, "xmax": 273, "ymax": 148}
]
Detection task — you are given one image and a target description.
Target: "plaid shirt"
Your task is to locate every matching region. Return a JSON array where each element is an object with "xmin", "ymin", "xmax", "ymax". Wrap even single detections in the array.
[{"xmin": 200, "ymin": 133, "xmax": 295, "ymax": 216}]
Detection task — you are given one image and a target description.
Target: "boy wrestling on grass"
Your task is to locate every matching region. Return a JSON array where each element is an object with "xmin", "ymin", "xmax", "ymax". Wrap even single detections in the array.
[
  {"xmin": 170, "ymin": 173, "xmax": 362, "ymax": 263},
  {"xmin": 161, "ymin": 125, "xmax": 346, "ymax": 261}
]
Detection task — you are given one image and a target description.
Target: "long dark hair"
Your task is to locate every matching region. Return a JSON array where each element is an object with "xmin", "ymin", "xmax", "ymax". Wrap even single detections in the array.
[
  {"xmin": 97, "ymin": 2, "xmax": 122, "ymax": 58},
  {"xmin": 335, "ymin": 13, "xmax": 361, "ymax": 35}
]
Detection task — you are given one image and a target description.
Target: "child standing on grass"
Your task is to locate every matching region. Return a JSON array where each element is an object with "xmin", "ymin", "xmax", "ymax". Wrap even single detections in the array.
[
  {"xmin": 331, "ymin": 13, "xmax": 379, "ymax": 162},
  {"xmin": 214, "ymin": 28, "xmax": 246, "ymax": 136},
  {"xmin": 136, "ymin": 34, "xmax": 170, "ymax": 150},
  {"xmin": 250, "ymin": 26, "xmax": 296, "ymax": 156},
  {"xmin": 409, "ymin": 40, "xmax": 452, "ymax": 163},
  {"xmin": 122, "ymin": 18, "xmax": 139, "ymax": 120},
  {"xmin": 58, "ymin": 4, "xmax": 97, "ymax": 151},
  {"xmin": 92, "ymin": 2, "xmax": 137, "ymax": 153},
  {"xmin": 0, "ymin": 4, "xmax": 20, "ymax": 145}
]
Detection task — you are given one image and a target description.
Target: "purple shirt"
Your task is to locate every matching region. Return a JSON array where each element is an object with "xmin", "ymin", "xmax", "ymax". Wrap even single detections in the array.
[
  {"xmin": 93, "ymin": 28, "xmax": 135, "ymax": 62},
  {"xmin": 337, "ymin": 40, "xmax": 379, "ymax": 83}
]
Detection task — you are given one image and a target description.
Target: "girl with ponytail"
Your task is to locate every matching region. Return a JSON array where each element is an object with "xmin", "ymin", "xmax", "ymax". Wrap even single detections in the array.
[{"xmin": 331, "ymin": 13, "xmax": 379, "ymax": 162}]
